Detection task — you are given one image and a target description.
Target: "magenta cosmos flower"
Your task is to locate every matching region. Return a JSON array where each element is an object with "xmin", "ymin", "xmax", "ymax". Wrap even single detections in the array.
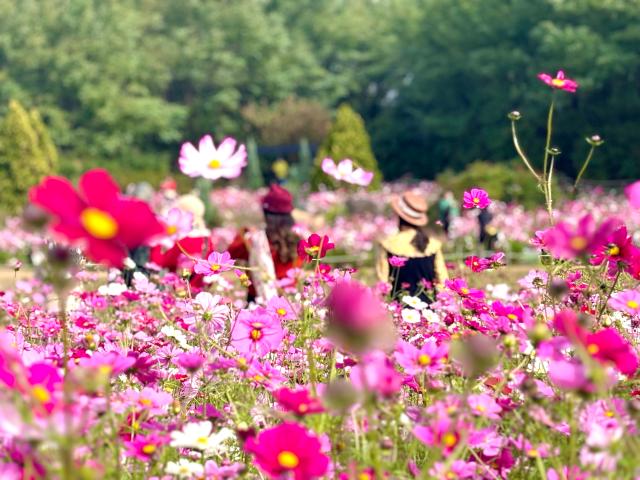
[
  {"xmin": 321, "ymin": 157, "xmax": 374, "ymax": 187},
  {"xmin": 297, "ymin": 233, "xmax": 335, "ymax": 262},
  {"xmin": 394, "ymin": 338, "xmax": 447, "ymax": 375},
  {"xmin": 231, "ymin": 308, "xmax": 284, "ymax": 356},
  {"xmin": 194, "ymin": 251, "xmax": 235, "ymax": 276},
  {"xmin": 543, "ymin": 214, "xmax": 620, "ymax": 260},
  {"xmin": 245, "ymin": 422, "xmax": 329, "ymax": 479},
  {"xmin": 29, "ymin": 169, "xmax": 164, "ymax": 267},
  {"xmin": 537, "ymin": 70, "xmax": 578, "ymax": 92},
  {"xmin": 389, "ymin": 255, "xmax": 408, "ymax": 267},
  {"xmin": 179, "ymin": 135, "xmax": 247, "ymax": 180},
  {"xmin": 273, "ymin": 387, "xmax": 325, "ymax": 416},
  {"xmin": 462, "ymin": 188, "xmax": 491, "ymax": 209}
]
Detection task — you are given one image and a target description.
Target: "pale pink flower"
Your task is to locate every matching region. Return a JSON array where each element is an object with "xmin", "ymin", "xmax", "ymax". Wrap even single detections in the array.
[
  {"xmin": 394, "ymin": 339, "xmax": 447, "ymax": 375},
  {"xmin": 194, "ymin": 251, "xmax": 235, "ymax": 276},
  {"xmin": 468, "ymin": 393, "xmax": 502, "ymax": 420},
  {"xmin": 321, "ymin": 158, "xmax": 374, "ymax": 187},
  {"xmin": 179, "ymin": 135, "xmax": 247, "ymax": 180},
  {"xmin": 609, "ymin": 289, "xmax": 640, "ymax": 316}
]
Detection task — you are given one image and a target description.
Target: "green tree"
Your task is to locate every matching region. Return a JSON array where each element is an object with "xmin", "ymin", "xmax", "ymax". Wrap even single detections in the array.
[
  {"xmin": 312, "ymin": 104, "xmax": 382, "ymax": 190},
  {"xmin": 245, "ymin": 137, "xmax": 265, "ymax": 190},
  {"xmin": 29, "ymin": 108, "xmax": 58, "ymax": 172},
  {"xmin": 0, "ymin": 100, "xmax": 52, "ymax": 212}
]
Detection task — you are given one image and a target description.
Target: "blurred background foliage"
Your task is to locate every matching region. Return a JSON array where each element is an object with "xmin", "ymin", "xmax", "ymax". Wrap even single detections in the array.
[{"xmin": 0, "ymin": 0, "xmax": 638, "ymax": 196}]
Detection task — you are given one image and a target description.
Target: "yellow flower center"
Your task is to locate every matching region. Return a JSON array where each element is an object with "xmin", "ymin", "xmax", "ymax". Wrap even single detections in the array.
[
  {"xmin": 551, "ymin": 78, "xmax": 565, "ymax": 87},
  {"xmin": 587, "ymin": 344, "xmax": 599, "ymax": 354},
  {"xmin": 460, "ymin": 287, "xmax": 469, "ymax": 295},
  {"xmin": 507, "ymin": 313, "xmax": 518, "ymax": 321},
  {"xmin": 139, "ymin": 398, "xmax": 152, "ymax": 406},
  {"xmin": 80, "ymin": 207, "xmax": 118, "ymax": 240},
  {"xmin": 166, "ymin": 225, "xmax": 178, "ymax": 235},
  {"xmin": 277, "ymin": 451, "xmax": 299, "ymax": 469},
  {"xmin": 570, "ymin": 236, "xmax": 587, "ymax": 251},
  {"xmin": 527, "ymin": 448, "xmax": 539, "ymax": 457},
  {"xmin": 298, "ymin": 403, "xmax": 308, "ymax": 413},
  {"xmin": 608, "ymin": 245, "xmax": 620, "ymax": 256},
  {"xmin": 208, "ymin": 159, "xmax": 221, "ymax": 169},
  {"xmin": 358, "ymin": 474, "xmax": 373, "ymax": 480},
  {"xmin": 605, "ymin": 410, "xmax": 615, "ymax": 417},
  {"xmin": 446, "ymin": 473, "xmax": 457, "ymax": 480},
  {"xmin": 306, "ymin": 245, "xmax": 320, "ymax": 255},
  {"xmin": 627, "ymin": 300, "xmax": 639, "ymax": 309},
  {"xmin": 132, "ymin": 421, "xmax": 141, "ymax": 431},
  {"xmin": 473, "ymin": 197, "xmax": 480, "ymax": 204},
  {"xmin": 142, "ymin": 444, "xmax": 156, "ymax": 455},
  {"xmin": 32, "ymin": 385, "xmax": 50, "ymax": 403},
  {"xmin": 418, "ymin": 354, "xmax": 432, "ymax": 366},
  {"xmin": 276, "ymin": 308, "xmax": 287, "ymax": 316},
  {"xmin": 197, "ymin": 436, "xmax": 209, "ymax": 446},
  {"xmin": 99, "ymin": 365, "xmax": 113, "ymax": 376},
  {"xmin": 475, "ymin": 404, "xmax": 486, "ymax": 412},
  {"xmin": 442, "ymin": 432, "xmax": 457, "ymax": 447},
  {"xmin": 250, "ymin": 329, "xmax": 263, "ymax": 341},
  {"xmin": 210, "ymin": 263, "xmax": 221, "ymax": 271}
]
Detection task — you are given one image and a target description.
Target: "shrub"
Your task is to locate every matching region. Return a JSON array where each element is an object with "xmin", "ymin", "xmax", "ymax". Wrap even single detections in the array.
[
  {"xmin": 312, "ymin": 104, "xmax": 382, "ymax": 191},
  {"xmin": 437, "ymin": 160, "xmax": 559, "ymax": 209},
  {"xmin": 0, "ymin": 100, "xmax": 55, "ymax": 213}
]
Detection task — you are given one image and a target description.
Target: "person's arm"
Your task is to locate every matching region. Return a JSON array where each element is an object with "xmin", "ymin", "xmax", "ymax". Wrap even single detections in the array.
[
  {"xmin": 375, "ymin": 244, "xmax": 390, "ymax": 283},
  {"xmin": 434, "ymin": 247, "xmax": 449, "ymax": 287}
]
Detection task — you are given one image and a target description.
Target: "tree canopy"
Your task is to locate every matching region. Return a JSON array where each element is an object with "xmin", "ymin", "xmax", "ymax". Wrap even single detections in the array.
[{"xmin": 0, "ymin": 0, "xmax": 638, "ymax": 183}]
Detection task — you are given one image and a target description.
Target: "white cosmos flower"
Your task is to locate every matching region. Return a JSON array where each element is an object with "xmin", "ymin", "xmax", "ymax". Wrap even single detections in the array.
[
  {"xmin": 402, "ymin": 295, "xmax": 428, "ymax": 310},
  {"xmin": 160, "ymin": 325, "xmax": 189, "ymax": 350},
  {"xmin": 422, "ymin": 309, "xmax": 441, "ymax": 324},
  {"xmin": 98, "ymin": 282, "xmax": 127, "ymax": 296},
  {"xmin": 165, "ymin": 459, "xmax": 205, "ymax": 478},
  {"xmin": 401, "ymin": 308, "xmax": 421, "ymax": 324},
  {"xmin": 170, "ymin": 421, "xmax": 234, "ymax": 455}
]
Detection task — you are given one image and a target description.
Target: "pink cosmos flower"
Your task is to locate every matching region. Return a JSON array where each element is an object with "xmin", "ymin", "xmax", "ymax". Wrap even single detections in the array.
[
  {"xmin": 537, "ymin": 70, "xmax": 578, "ymax": 92},
  {"xmin": 394, "ymin": 339, "xmax": 447, "ymax": 375},
  {"xmin": 350, "ymin": 350, "xmax": 402, "ymax": 398},
  {"xmin": 230, "ymin": 308, "xmax": 284, "ymax": 356},
  {"xmin": 468, "ymin": 393, "xmax": 502, "ymax": 420},
  {"xmin": 174, "ymin": 351, "xmax": 206, "ymax": 373},
  {"xmin": 543, "ymin": 214, "xmax": 620, "ymax": 259},
  {"xmin": 413, "ymin": 415, "xmax": 467, "ymax": 454},
  {"xmin": 321, "ymin": 157, "xmax": 374, "ymax": 187},
  {"xmin": 609, "ymin": 289, "xmax": 640, "ymax": 316},
  {"xmin": 297, "ymin": 234, "xmax": 335, "ymax": 262},
  {"xmin": 465, "ymin": 252, "xmax": 505, "ymax": 272},
  {"xmin": 430, "ymin": 460, "xmax": 477, "ymax": 479},
  {"xmin": 194, "ymin": 251, "xmax": 235, "ymax": 276},
  {"xmin": 273, "ymin": 387, "xmax": 325, "ymax": 416},
  {"xmin": 179, "ymin": 135, "xmax": 247, "ymax": 180},
  {"xmin": 29, "ymin": 169, "xmax": 165, "ymax": 267},
  {"xmin": 77, "ymin": 351, "xmax": 135, "ymax": 377},
  {"xmin": 445, "ymin": 278, "xmax": 484, "ymax": 299},
  {"xmin": 462, "ymin": 188, "xmax": 491, "ymax": 209},
  {"xmin": 245, "ymin": 422, "xmax": 329, "ymax": 479},
  {"xmin": 585, "ymin": 328, "xmax": 639, "ymax": 377},
  {"xmin": 124, "ymin": 433, "xmax": 167, "ymax": 461},
  {"xmin": 590, "ymin": 226, "xmax": 638, "ymax": 276},
  {"xmin": 160, "ymin": 207, "xmax": 193, "ymax": 243},
  {"xmin": 266, "ymin": 296, "xmax": 297, "ymax": 321},
  {"xmin": 625, "ymin": 180, "xmax": 640, "ymax": 208},
  {"xmin": 389, "ymin": 255, "xmax": 408, "ymax": 267}
]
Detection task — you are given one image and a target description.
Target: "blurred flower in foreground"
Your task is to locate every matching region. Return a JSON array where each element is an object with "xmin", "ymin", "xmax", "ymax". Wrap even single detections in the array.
[
  {"xmin": 29, "ymin": 169, "xmax": 164, "ymax": 267},
  {"xmin": 179, "ymin": 135, "xmax": 247, "ymax": 180},
  {"xmin": 625, "ymin": 180, "xmax": 640, "ymax": 208},
  {"xmin": 537, "ymin": 70, "xmax": 578, "ymax": 92},
  {"xmin": 462, "ymin": 188, "xmax": 491, "ymax": 209},
  {"xmin": 542, "ymin": 214, "xmax": 620, "ymax": 260},
  {"xmin": 321, "ymin": 157, "xmax": 373, "ymax": 187},
  {"xmin": 245, "ymin": 422, "xmax": 329, "ymax": 479}
]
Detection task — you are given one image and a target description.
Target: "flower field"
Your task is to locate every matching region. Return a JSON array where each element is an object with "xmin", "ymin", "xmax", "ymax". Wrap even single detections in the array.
[{"xmin": 2, "ymin": 71, "xmax": 640, "ymax": 480}]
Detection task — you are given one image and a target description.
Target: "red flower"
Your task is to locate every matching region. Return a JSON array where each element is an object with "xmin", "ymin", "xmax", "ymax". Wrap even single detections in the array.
[
  {"xmin": 29, "ymin": 169, "xmax": 164, "ymax": 267},
  {"xmin": 297, "ymin": 234, "xmax": 335, "ymax": 262},
  {"xmin": 245, "ymin": 422, "xmax": 329, "ymax": 479}
]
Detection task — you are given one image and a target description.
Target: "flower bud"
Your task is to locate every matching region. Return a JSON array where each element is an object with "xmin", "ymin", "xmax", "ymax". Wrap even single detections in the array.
[
  {"xmin": 529, "ymin": 322, "xmax": 551, "ymax": 345},
  {"xmin": 586, "ymin": 134, "xmax": 604, "ymax": 147},
  {"xmin": 508, "ymin": 111, "xmax": 522, "ymax": 121},
  {"xmin": 547, "ymin": 146, "xmax": 561, "ymax": 156},
  {"xmin": 22, "ymin": 203, "xmax": 50, "ymax": 231}
]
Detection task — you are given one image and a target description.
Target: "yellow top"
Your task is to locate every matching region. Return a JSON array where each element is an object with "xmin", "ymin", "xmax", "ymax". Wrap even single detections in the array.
[{"xmin": 375, "ymin": 230, "xmax": 448, "ymax": 288}]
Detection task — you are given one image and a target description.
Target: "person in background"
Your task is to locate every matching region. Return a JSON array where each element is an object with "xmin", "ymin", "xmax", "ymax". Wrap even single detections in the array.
[
  {"xmin": 228, "ymin": 184, "xmax": 302, "ymax": 302},
  {"xmin": 437, "ymin": 190, "xmax": 458, "ymax": 237},
  {"xmin": 376, "ymin": 191, "xmax": 448, "ymax": 302},
  {"xmin": 478, "ymin": 205, "xmax": 497, "ymax": 250}
]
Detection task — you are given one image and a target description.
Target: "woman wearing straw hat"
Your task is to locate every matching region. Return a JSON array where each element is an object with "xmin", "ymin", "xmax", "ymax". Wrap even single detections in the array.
[{"xmin": 376, "ymin": 191, "xmax": 448, "ymax": 302}]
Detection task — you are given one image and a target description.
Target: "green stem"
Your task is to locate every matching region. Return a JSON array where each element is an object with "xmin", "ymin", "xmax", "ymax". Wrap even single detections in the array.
[
  {"xmin": 542, "ymin": 96, "xmax": 555, "ymax": 182},
  {"xmin": 510, "ymin": 121, "xmax": 540, "ymax": 182},
  {"xmin": 573, "ymin": 145, "xmax": 596, "ymax": 190},
  {"xmin": 597, "ymin": 268, "xmax": 621, "ymax": 322}
]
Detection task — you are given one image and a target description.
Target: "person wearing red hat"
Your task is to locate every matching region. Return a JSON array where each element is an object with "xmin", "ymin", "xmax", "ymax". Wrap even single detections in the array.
[
  {"xmin": 228, "ymin": 184, "xmax": 302, "ymax": 301},
  {"xmin": 376, "ymin": 191, "xmax": 448, "ymax": 302}
]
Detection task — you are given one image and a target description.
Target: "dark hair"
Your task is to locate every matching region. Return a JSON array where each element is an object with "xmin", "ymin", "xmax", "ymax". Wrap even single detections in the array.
[
  {"xmin": 399, "ymin": 218, "xmax": 429, "ymax": 251},
  {"xmin": 264, "ymin": 211, "xmax": 300, "ymax": 263}
]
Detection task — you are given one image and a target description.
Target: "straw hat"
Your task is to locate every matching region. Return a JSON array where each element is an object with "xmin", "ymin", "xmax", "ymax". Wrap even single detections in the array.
[{"xmin": 391, "ymin": 191, "xmax": 428, "ymax": 226}]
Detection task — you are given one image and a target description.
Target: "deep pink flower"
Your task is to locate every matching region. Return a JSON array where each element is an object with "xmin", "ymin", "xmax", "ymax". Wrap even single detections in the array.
[
  {"xmin": 445, "ymin": 278, "xmax": 484, "ymax": 299},
  {"xmin": 124, "ymin": 432, "xmax": 167, "ymax": 461},
  {"xmin": 297, "ymin": 234, "xmax": 335, "ymax": 262},
  {"xmin": 543, "ymin": 215, "xmax": 620, "ymax": 259},
  {"xmin": 29, "ymin": 169, "xmax": 165, "ymax": 266},
  {"xmin": 350, "ymin": 350, "xmax": 402, "ymax": 398},
  {"xmin": 394, "ymin": 339, "xmax": 447, "ymax": 375},
  {"xmin": 537, "ymin": 70, "xmax": 578, "ymax": 92},
  {"xmin": 389, "ymin": 255, "xmax": 408, "ymax": 267},
  {"xmin": 413, "ymin": 416, "xmax": 466, "ymax": 454},
  {"xmin": 585, "ymin": 328, "xmax": 639, "ymax": 377},
  {"xmin": 179, "ymin": 135, "xmax": 247, "ymax": 180},
  {"xmin": 231, "ymin": 308, "xmax": 284, "ymax": 356},
  {"xmin": 591, "ymin": 226, "xmax": 638, "ymax": 275},
  {"xmin": 194, "ymin": 251, "xmax": 235, "ymax": 276},
  {"xmin": 273, "ymin": 387, "xmax": 325, "ymax": 416},
  {"xmin": 245, "ymin": 422, "xmax": 329, "ymax": 479},
  {"xmin": 462, "ymin": 188, "xmax": 491, "ymax": 209},
  {"xmin": 174, "ymin": 351, "xmax": 206, "ymax": 373}
]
